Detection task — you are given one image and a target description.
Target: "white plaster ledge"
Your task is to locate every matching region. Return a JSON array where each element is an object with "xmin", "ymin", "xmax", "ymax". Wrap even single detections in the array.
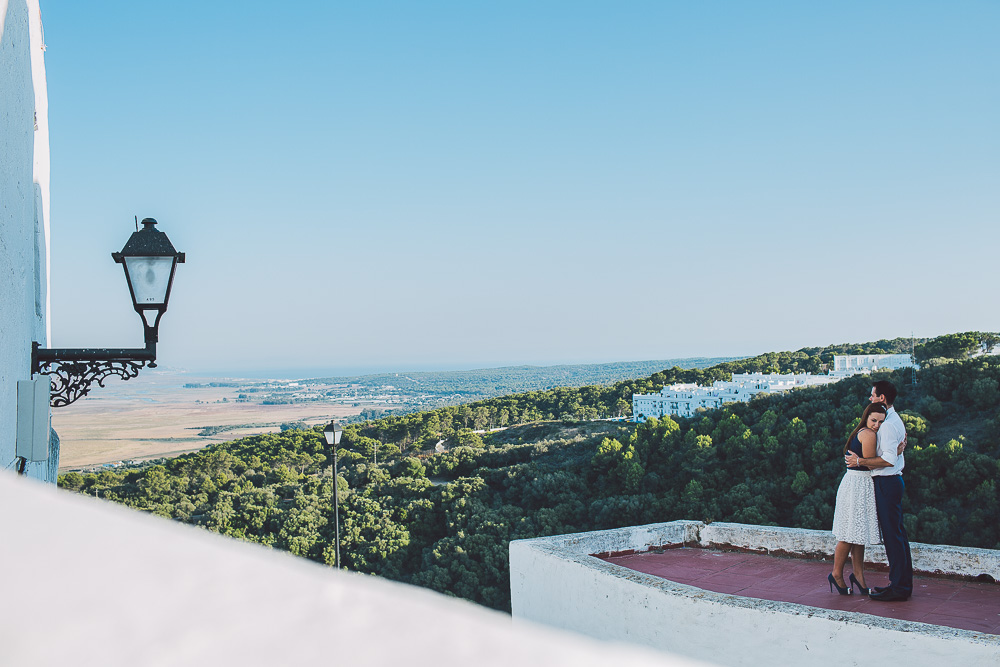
[{"xmin": 0, "ymin": 473, "xmax": 707, "ymax": 667}]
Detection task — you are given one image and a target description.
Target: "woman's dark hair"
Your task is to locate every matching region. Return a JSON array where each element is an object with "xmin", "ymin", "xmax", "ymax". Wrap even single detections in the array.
[{"xmin": 844, "ymin": 403, "xmax": 888, "ymax": 455}]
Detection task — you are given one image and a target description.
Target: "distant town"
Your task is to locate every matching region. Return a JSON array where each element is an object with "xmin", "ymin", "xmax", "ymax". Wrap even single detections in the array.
[
  {"xmin": 184, "ymin": 378, "xmax": 446, "ymax": 414},
  {"xmin": 633, "ymin": 354, "xmax": 916, "ymax": 421}
]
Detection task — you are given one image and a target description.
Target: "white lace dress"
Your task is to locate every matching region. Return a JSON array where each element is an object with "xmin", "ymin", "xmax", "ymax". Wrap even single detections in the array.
[{"xmin": 831, "ymin": 435, "xmax": 881, "ymax": 545}]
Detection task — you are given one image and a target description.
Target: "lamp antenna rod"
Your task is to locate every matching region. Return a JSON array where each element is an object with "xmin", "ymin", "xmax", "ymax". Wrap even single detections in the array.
[{"xmin": 135, "ymin": 216, "xmax": 139, "ymax": 232}]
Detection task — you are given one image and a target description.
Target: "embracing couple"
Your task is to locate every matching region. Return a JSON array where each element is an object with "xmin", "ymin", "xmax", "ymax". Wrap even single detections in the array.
[{"xmin": 829, "ymin": 379, "xmax": 913, "ymax": 602}]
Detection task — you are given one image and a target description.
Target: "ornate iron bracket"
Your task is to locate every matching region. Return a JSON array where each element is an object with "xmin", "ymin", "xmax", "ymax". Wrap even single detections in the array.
[{"xmin": 32, "ymin": 341, "xmax": 157, "ymax": 408}]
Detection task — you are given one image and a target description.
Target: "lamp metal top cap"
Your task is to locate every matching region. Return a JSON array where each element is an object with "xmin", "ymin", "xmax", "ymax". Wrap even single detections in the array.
[{"xmin": 113, "ymin": 217, "xmax": 185, "ymax": 263}]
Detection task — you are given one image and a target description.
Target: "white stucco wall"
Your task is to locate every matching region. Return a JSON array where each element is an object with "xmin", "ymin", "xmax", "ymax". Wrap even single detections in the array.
[
  {"xmin": 0, "ymin": 473, "xmax": 712, "ymax": 667},
  {"xmin": 0, "ymin": 0, "xmax": 53, "ymax": 481},
  {"xmin": 510, "ymin": 522, "xmax": 1000, "ymax": 667}
]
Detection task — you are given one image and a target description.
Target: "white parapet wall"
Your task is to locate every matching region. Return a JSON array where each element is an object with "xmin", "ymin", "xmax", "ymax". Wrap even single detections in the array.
[
  {"xmin": 0, "ymin": 473, "xmax": 714, "ymax": 667},
  {"xmin": 510, "ymin": 521, "xmax": 1000, "ymax": 667}
]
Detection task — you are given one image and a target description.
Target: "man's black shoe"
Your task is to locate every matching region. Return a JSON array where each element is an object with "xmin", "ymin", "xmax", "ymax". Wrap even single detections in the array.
[
  {"xmin": 870, "ymin": 586, "xmax": 889, "ymax": 595},
  {"xmin": 869, "ymin": 589, "xmax": 909, "ymax": 602}
]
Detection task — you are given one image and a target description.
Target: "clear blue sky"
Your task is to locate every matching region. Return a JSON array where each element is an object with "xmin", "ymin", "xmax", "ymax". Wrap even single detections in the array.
[{"xmin": 40, "ymin": 1, "xmax": 1000, "ymax": 375}]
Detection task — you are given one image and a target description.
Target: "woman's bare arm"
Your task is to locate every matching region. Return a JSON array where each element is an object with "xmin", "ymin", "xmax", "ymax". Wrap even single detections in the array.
[
  {"xmin": 858, "ymin": 429, "xmax": 878, "ymax": 458},
  {"xmin": 846, "ymin": 429, "xmax": 892, "ymax": 468}
]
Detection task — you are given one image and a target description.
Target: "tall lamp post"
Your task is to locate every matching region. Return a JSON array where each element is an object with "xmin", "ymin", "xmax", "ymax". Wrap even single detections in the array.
[
  {"xmin": 32, "ymin": 217, "xmax": 185, "ymax": 407},
  {"xmin": 323, "ymin": 420, "xmax": 344, "ymax": 569}
]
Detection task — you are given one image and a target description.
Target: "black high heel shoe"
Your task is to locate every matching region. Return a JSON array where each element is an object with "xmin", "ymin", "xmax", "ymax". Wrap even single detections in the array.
[
  {"xmin": 828, "ymin": 573, "xmax": 852, "ymax": 595},
  {"xmin": 849, "ymin": 574, "xmax": 871, "ymax": 596}
]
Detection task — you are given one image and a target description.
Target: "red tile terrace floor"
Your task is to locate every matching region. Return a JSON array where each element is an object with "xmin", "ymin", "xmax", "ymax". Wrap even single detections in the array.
[{"xmin": 598, "ymin": 547, "xmax": 1000, "ymax": 636}]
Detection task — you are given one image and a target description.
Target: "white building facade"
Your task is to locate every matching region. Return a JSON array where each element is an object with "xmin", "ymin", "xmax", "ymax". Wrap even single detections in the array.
[
  {"xmin": 633, "ymin": 355, "xmax": 916, "ymax": 422},
  {"xmin": 1, "ymin": 0, "xmax": 55, "ymax": 481},
  {"xmin": 633, "ymin": 373, "xmax": 835, "ymax": 420},
  {"xmin": 828, "ymin": 353, "xmax": 915, "ymax": 379}
]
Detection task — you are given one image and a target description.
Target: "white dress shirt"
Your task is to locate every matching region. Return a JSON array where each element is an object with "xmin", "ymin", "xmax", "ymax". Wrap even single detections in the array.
[{"xmin": 873, "ymin": 405, "xmax": 906, "ymax": 476}]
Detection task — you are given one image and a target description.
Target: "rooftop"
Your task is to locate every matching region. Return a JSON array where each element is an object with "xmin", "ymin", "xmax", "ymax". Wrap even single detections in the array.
[
  {"xmin": 510, "ymin": 520, "xmax": 1000, "ymax": 666},
  {"xmin": 600, "ymin": 546, "xmax": 1000, "ymax": 636}
]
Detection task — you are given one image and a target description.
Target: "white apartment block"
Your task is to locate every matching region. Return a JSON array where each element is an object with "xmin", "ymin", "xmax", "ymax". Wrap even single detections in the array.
[
  {"xmin": 828, "ymin": 353, "xmax": 915, "ymax": 378},
  {"xmin": 633, "ymin": 373, "xmax": 833, "ymax": 421},
  {"xmin": 633, "ymin": 354, "xmax": 915, "ymax": 422}
]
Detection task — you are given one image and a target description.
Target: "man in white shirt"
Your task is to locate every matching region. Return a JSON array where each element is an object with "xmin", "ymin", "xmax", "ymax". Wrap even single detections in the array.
[{"xmin": 845, "ymin": 380, "xmax": 913, "ymax": 601}]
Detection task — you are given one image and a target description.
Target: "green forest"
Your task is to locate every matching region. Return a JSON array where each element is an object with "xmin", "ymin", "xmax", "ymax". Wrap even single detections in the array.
[{"xmin": 59, "ymin": 332, "xmax": 1000, "ymax": 612}]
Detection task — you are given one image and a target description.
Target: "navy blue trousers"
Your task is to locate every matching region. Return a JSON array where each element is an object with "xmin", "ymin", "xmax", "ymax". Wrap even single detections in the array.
[{"xmin": 873, "ymin": 475, "xmax": 913, "ymax": 594}]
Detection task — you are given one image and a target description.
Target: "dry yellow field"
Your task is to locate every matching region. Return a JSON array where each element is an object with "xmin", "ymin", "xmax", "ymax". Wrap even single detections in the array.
[{"xmin": 52, "ymin": 372, "xmax": 362, "ymax": 470}]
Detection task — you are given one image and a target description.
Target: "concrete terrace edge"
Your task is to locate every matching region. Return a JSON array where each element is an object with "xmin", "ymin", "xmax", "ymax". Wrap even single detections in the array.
[
  {"xmin": 697, "ymin": 522, "xmax": 1000, "ymax": 580},
  {"xmin": 509, "ymin": 521, "xmax": 1000, "ymax": 667}
]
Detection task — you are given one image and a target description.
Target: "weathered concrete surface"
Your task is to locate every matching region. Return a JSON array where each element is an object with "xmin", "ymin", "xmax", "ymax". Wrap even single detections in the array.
[{"xmin": 511, "ymin": 521, "xmax": 1000, "ymax": 667}]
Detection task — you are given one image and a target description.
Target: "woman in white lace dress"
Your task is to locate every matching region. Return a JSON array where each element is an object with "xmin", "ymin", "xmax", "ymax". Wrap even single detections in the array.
[{"xmin": 829, "ymin": 402, "xmax": 886, "ymax": 595}]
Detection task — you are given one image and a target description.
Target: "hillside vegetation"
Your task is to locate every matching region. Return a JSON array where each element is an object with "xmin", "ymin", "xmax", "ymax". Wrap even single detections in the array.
[{"xmin": 60, "ymin": 332, "xmax": 1000, "ymax": 611}]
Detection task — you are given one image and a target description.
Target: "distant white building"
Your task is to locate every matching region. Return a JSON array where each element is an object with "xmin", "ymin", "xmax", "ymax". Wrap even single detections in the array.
[
  {"xmin": 633, "ymin": 373, "xmax": 834, "ymax": 421},
  {"xmin": 633, "ymin": 354, "xmax": 916, "ymax": 422},
  {"xmin": 828, "ymin": 354, "xmax": 916, "ymax": 379}
]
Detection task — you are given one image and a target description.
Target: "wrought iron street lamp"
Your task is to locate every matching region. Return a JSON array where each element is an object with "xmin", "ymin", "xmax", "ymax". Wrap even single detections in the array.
[
  {"xmin": 323, "ymin": 420, "xmax": 344, "ymax": 569},
  {"xmin": 32, "ymin": 218, "xmax": 185, "ymax": 407},
  {"xmin": 112, "ymin": 217, "xmax": 185, "ymax": 348}
]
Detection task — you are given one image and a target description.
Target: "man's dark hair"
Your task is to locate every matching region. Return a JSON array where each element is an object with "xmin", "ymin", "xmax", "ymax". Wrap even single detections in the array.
[{"xmin": 872, "ymin": 380, "xmax": 898, "ymax": 406}]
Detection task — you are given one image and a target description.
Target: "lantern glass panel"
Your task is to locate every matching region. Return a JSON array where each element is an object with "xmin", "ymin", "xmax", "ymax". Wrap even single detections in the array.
[{"xmin": 124, "ymin": 256, "xmax": 174, "ymax": 306}]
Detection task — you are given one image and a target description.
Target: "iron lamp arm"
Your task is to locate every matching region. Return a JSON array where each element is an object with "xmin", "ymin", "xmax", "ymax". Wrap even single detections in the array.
[{"xmin": 31, "ymin": 338, "xmax": 158, "ymax": 408}]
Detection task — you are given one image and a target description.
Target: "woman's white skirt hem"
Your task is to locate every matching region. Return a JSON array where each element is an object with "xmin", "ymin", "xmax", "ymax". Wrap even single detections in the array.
[{"xmin": 832, "ymin": 469, "xmax": 881, "ymax": 545}]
